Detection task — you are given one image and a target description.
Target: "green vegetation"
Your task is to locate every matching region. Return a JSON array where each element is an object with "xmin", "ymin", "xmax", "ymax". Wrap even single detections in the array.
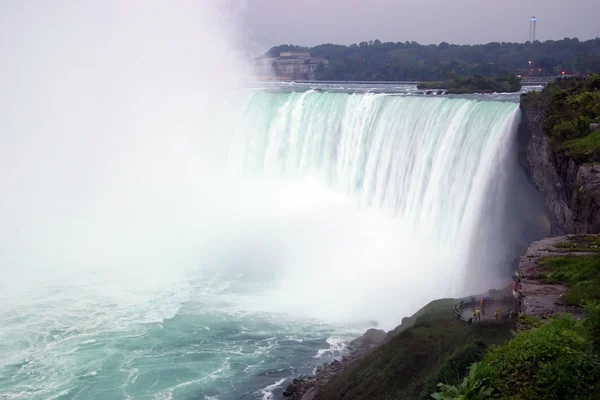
[
  {"xmin": 265, "ymin": 38, "xmax": 600, "ymax": 81},
  {"xmin": 316, "ymin": 289, "xmax": 600, "ymax": 399},
  {"xmin": 432, "ymin": 362, "xmax": 494, "ymax": 400},
  {"xmin": 517, "ymin": 313, "xmax": 542, "ymax": 330},
  {"xmin": 417, "ymin": 75, "xmax": 521, "ymax": 94},
  {"xmin": 432, "ymin": 306, "xmax": 600, "ymax": 399},
  {"xmin": 555, "ymin": 234, "xmax": 600, "ymax": 252},
  {"xmin": 521, "ymin": 74, "xmax": 600, "ymax": 163},
  {"xmin": 317, "ymin": 299, "xmax": 514, "ymax": 400},
  {"xmin": 565, "ymin": 129, "xmax": 600, "ymax": 162},
  {"xmin": 536, "ymin": 254, "xmax": 600, "ymax": 306},
  {"xmin": 432, "ymin": 249, "xmax": 600, "ymax": 399}
]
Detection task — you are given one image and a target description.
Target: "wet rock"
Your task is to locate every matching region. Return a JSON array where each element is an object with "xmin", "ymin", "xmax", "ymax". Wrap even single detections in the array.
[
  {"xmin": 283, "ymin": 383, "xmax": 295, "ymax": 397},
  {"xmin": 300, "ymin": 387, "xmax": 318, "ymax": 400},
  {"xmin": 288, "ymin": 324, "xmax": 391, "ymax": 399},
  {"xmin": 362, "ymin": 328, "xmax": 386, "ymax": 345},
  {"xmin": 350, "ymin": 328, "xmax": 386, "ymax": 348}
]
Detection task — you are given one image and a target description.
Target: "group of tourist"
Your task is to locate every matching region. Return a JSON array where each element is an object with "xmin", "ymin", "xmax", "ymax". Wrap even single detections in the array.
[{"xmin": 454, "ymin": 296, "xmax": 515, "ymax": 323}]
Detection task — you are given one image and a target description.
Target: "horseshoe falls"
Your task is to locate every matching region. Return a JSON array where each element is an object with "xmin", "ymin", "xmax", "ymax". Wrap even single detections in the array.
[
  {"xmin": 0, "ymin": 89, "xmax": 549, "ymax": 400},
  {"xmin": 0, "ymin": 4, "xmax": 551, "ymax": 399}
]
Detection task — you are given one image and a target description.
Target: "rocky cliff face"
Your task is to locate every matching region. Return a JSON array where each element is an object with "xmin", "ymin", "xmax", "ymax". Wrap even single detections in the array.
[
  {"xmin": 518, "ymin": 99, "xmax": 600, "ymax": 234},
  {"xmin": 516, "ymin": 236, "xmax": 587, "ymax": 320}
]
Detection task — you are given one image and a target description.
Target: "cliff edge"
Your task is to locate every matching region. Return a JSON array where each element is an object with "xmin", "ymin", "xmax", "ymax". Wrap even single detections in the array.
[
  {"xmin": 518, "ymin": 82, "xmax": 600, "ymax": 234},
  {"xmin": 516, "ymin": 235, "xmax": 597, "ymax": 320}
]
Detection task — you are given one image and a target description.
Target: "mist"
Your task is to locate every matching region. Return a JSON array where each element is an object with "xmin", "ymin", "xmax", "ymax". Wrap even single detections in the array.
[
  {"xmin": 0, "ymin": 1, "xmax": 250, "ymax": 293},
  {"xmin": 0, "ymin": 2, "xmax": 546, "ymax": 331}
]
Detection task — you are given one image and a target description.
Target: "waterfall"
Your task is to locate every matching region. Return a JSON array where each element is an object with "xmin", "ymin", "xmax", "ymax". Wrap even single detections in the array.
[{"xmin": 219, "ymin": 91, "xmax": 542, "ymax": 321}]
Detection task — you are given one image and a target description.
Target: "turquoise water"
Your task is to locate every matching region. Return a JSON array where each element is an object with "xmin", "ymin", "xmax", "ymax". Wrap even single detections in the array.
[
  {"xmin": 0, "ymin": 90, "xmax": 526, "ymax": 399},
  {"xmin": 1, "ymin": 269, "xmax": 367, "ymax": 399}
]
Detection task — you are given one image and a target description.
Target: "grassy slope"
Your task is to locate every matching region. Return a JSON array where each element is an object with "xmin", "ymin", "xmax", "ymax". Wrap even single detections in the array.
[
  {"xmin": 318, "ymin": 299, "xmax": 514, "ymax": 400},
  {"xmin": 537, "ymin": 248, "xmax": 600, "ymax": 306}
]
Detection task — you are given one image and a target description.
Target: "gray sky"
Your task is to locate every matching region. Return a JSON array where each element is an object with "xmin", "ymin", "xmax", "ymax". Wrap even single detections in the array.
[{"xmin": 240, "ymin": 0, "xmax": 600, "ymax": 50}]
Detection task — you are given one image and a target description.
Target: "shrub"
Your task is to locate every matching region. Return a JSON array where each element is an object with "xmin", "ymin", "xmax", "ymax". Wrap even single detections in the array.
[
  {"xmin": 433, "ymin": 316, "xmax": 600, "ymax": 400},
  {"xmin": 420, "ymin": 341, "xmax": 487, "ymax": 399},
  {"xmin": 528, "ymin": 74, "xmax": 600, "ymax": 163},
  {"xmin": 484, "ymin": 316, "xmax": 599, "ymax": 399},
  {"xmin": 431, "ymin": 362, "xmax": 494, "ymax": 400},
  {"xmin": 518, "ymin": 313, "xmax": 542, "ymax": 330},
  {"xmin": 583, "ymin": 301, "xmax": 600, "ymax": 352}
]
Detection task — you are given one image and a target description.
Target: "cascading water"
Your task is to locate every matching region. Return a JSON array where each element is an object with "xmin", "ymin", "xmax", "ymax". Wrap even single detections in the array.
[
  {"xmin": 223, "ymin": 91, "xmax": 541, "ymax": 316},
  {"xmin": 0, "ymin": 87, "xmax": 548, "ymax": 399},
  {"xmin": 0, "ymin": 3, "xmax": 551, "ymax": 399}
]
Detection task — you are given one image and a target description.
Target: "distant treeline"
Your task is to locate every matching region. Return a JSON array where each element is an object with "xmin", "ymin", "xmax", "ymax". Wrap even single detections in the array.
[
  {"xmin": 418, "ymin": 75, "xmax": 522, "ymax": 94},
  {"xmin": 265, "ymin": 38, "xmax": 600, "ymax": 81}
]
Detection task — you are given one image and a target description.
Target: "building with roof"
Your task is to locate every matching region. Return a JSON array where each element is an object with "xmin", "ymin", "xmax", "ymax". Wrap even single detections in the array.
[{"xmin": 254, "ymin": 52, "xmax": 329, "ymax": 81}]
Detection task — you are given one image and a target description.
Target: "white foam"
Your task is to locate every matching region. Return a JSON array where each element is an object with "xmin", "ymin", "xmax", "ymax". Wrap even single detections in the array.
[
  {"xmin": 315, "ymin": 337, "xmax": 350, "ymax": 359},
  {"xmin": 259, "ymin": 378, "xmax": 288, "ymax": 400}
]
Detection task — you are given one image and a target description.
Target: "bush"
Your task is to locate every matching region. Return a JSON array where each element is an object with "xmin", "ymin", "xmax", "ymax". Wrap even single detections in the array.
[
  {"xmin": 420, "ymin": 341, "xmax": 487, "ymax": 399},
  {"xmin": 484, "ymin": 316, "xmax": 599, "ymax": 399},
  {"xmin": 527, "ymin": 74, "xmax": 600, "ymax": 163},
  {"xmin": 583, "ymin": 302, "xmax": 600, "ymax": 352},
  {"xmin": 518, "ymin": 313, "xmax": 542, "ymax": 330},
  {"xmin": 431, "ymin": 362, "xmax": 494, "ymax": 400},
  {"xmin": 563, "ymin": 129, "xmax": 600, "ymax": 162},
  {"xmin": 433, "ymin": 315, "xmax": 600, "ymax": 400}
]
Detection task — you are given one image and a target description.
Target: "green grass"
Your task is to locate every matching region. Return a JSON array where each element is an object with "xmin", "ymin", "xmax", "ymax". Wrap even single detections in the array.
[
  {"xmin": 555, "ymin": 235, "xmax": 600, "ymax": 253},
  {"xmin": 536, "ymin": 254, "xmax": 600, "ymax": 306},
  {"xmin": 518, "ymin": 313, "xmax": 542, "ymax": 330},
  {"xmin": 563, "ymin": 129, "xmax": 600, "ymax": 163},
  {"xmin": 317, "ymin": 299, "xmax": 514, "ymax": 400}
]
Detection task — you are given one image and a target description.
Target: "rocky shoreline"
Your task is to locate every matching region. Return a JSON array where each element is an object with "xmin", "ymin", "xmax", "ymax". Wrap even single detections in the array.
[{"xmin": 284, "ymin": 329, "xmax": 387, "ymax": 400}]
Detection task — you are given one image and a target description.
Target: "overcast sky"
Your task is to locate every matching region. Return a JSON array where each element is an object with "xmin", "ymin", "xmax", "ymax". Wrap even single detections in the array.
[{"xmin": 239, "ymin": 0, "xmax": 600, "ymax": 51}]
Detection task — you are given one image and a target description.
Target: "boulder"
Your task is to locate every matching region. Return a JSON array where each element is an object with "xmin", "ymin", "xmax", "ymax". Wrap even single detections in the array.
[
  {"xmin": 300, "ymin": 387, "xmax": 318, "ymax": 400},
  {"xmin": 350, "ymin": 328, "xmax": 386, "ymax": 348},
  {"xmin": 283, "ymin": 383, "xmax": 295, "ymax": 397},
  {"xmin": 362, "ymin": 328, "xmax": 386, "ymax": 345}
]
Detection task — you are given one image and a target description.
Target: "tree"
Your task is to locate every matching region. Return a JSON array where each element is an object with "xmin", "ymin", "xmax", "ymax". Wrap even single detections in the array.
[{"xmin": 261, "ymin": 38, "xmax": 600, "ymax": 82}]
